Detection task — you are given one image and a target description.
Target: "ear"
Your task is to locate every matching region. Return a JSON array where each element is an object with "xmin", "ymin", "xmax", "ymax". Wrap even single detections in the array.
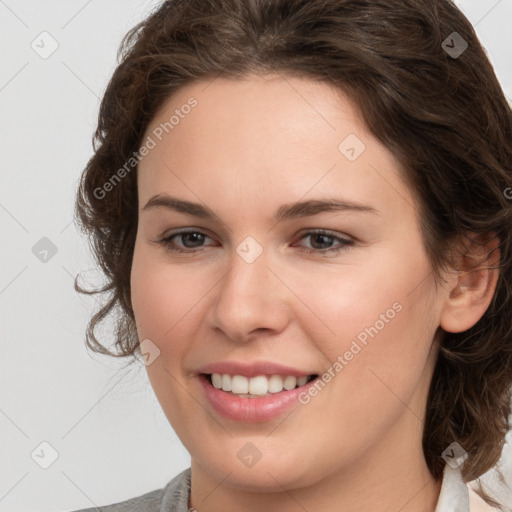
[{"xmin": 439, "ymin": 232, "xmax": 500, "ymax": 333}]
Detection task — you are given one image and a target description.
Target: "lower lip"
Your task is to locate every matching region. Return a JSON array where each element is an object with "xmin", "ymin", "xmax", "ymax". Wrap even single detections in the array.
[{"xmin": 199, "ymin": 374, "xmax": 318, "ymax": 422}]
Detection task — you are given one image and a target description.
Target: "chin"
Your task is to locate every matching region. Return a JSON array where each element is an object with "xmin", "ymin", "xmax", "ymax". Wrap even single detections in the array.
[{"xmin": 194, "ymin": 451, "xmax": 320, "ymax": 493}]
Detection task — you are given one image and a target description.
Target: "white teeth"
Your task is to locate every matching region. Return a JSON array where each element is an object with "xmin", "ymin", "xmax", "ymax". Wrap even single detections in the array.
[
  {"xmin": 231, "ymin": 375, "xmax": 249, "ymax": 394},
  {"xmin": 297, "ymin": 376, "xmax": 308, "ymax": 387},
  {"xmin": 268, "ymin": 375, "xmax": 283, "ymax": 393},
  {"xmin": 211, "ymin": 373, "xmax": 222, "ymax": 389},
  {"xmin": 221, "ymin": 374, "xmax": 232, "ymax": 391},
  {"xmin": 210, "ymin": 373, "xmax": 314, "ymax": 395},
  {"xmin": 248, "ymin": 375, "xmax": 269, "ymax": 395},
  {"xmin": 283, "ymin": 376, "xmax": 297, "ymax": 390}
]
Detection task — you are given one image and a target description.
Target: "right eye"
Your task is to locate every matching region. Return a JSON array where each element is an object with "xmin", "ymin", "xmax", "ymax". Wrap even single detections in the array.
[{"xmin": 158, "ymin": 229, "xmax": 217, "ymax": 253}]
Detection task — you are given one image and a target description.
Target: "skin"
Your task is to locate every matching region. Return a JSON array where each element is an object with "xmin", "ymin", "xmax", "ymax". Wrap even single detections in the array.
[{"xmin": 130, "ymin": 73, "xmax": 499, "ymax": 512}]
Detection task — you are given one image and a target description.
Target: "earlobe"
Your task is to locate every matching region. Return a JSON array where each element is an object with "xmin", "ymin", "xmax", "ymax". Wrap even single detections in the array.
[{"xmin": 439, "ymin": 233, "xmax": 500, "ymax": 334}]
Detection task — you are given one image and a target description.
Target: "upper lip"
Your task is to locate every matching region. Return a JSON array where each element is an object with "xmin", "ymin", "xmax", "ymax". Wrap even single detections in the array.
[{"xmin": 197, "ymin": 361, "xmax": 318, "ymax": 378}]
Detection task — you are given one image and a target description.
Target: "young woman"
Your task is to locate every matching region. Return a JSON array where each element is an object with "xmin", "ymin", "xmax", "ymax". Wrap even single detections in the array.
[{"xmin": 72, "ymin": 0, "xmax": 512, "ymax": 510}]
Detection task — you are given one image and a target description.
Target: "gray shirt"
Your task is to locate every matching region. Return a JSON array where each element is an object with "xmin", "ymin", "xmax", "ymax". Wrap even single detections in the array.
[
  {"xmin": 70, "ymin": 463, "xmax": 493, "ymax": 511},
  {"xmin": 71, "ymin": 468, "xmax": 191, "ymax": 512}
]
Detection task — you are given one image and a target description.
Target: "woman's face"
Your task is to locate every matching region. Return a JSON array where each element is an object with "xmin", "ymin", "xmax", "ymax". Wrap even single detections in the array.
[{"xmin": 131, "ymin": 73, "xmax": 447, "ymax": 492}]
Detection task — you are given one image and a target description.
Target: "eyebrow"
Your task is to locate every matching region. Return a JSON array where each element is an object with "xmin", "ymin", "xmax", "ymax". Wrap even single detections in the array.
[{"xmin": 141, "ymin": 194, "xmax": 378, "ymax": 222}]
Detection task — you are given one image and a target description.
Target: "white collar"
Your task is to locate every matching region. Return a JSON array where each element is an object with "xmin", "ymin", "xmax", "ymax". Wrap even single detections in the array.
[{"xmin": 434, "ymin": 463, "xmax": 470, "ymax": 512}]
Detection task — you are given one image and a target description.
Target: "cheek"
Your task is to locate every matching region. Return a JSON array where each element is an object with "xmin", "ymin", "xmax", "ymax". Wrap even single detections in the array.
[
  {"xmin": 130, "ymin": 248, "xmax": 208, "ymax": 347},
  {"xmin": 287, "ymin": 259, "xmax": 417, "ymax": 340},
  {"xmin": 130, "ymin": 249, "xmax": 209, "ymax": 416},
  {"xmin": 283, "ymin": 260, "xmax": 437, "ymax": 457},
  {"xmin": 287, "ymin": 245, "xmax": 437, "ymax": 388}
]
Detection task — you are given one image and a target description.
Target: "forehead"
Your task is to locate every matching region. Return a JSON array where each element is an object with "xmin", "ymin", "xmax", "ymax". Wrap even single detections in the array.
[
  {"xmin": 143, "ymin": 73, "xmax": 368, "ymax": 157},
  {"xmin": 138, "ymin": 73, "xmax": 413, "ymax": 220}
]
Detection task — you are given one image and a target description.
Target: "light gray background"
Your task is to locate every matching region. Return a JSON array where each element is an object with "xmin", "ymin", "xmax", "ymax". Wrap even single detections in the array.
[{"xmin": 0, "ymin": 1, "xmax": 511, "ymax": 511}]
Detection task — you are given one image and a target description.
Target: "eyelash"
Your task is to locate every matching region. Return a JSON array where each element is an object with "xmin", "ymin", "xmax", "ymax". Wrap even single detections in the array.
[{"xmin": 156, "ymin": 229, "xmax": 355, "ymax": 256}]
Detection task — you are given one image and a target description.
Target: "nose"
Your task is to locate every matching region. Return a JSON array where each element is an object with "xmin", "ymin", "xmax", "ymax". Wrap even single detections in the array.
[{"xmin": 208, "ymin": 248, "xmax": 291, "ymax": 343}]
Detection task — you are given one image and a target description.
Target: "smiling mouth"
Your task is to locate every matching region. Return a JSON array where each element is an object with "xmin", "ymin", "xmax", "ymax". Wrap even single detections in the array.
[{"xmin": 203, "ymin": 373, "xmax": 319, "ymax": 398}]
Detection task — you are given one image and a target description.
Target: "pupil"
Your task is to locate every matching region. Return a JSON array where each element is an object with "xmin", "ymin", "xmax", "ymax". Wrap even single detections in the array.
[
  {"xmin": 311, "ymin": 234, "xmax": 332, "ymax": 249},
  {"xmin": 183, "ymin": 233, "xmax": 204, "ymax": 248}
]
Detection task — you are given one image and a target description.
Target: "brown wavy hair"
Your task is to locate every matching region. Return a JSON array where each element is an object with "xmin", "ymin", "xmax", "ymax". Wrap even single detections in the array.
[{"xmin": 74, "ymin": 0, "xmax": 512, "ymax": 507}]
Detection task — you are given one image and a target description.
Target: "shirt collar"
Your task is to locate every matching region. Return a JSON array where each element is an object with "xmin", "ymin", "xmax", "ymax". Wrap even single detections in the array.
[{"xmin": 434, "ymin": 463, "xmax": 470, "ymax": 512}]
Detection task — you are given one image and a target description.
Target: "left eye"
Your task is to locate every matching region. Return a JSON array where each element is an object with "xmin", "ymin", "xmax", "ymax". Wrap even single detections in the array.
[
  {"xmin": 157, "ymin": 229, "xmax": 354, "ymax": 255},
  {"xmin": 294, "ymin": 230, "xmax": 355, "ymax": 254}
]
